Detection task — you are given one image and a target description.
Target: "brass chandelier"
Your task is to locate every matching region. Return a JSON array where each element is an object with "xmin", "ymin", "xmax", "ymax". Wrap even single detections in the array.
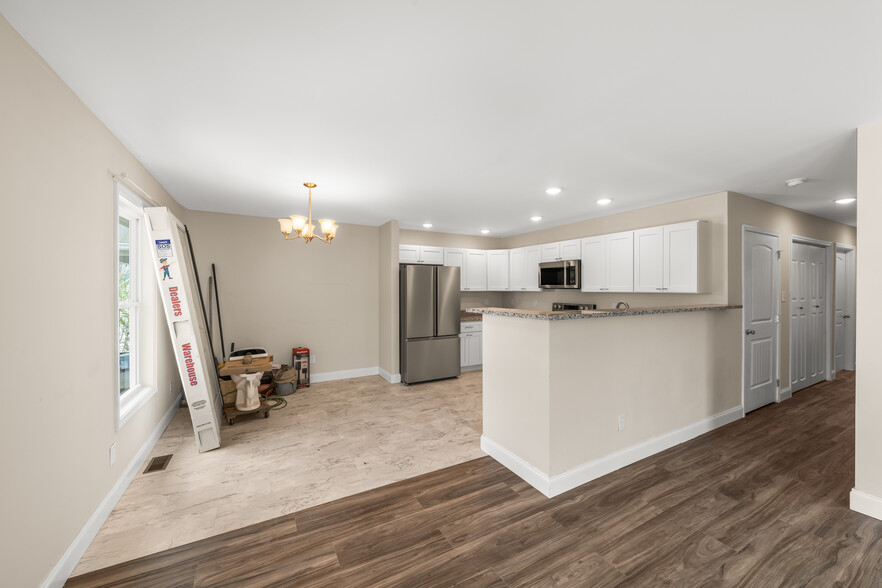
[{"xmin": 277, "ymin": 182, "xmax": 338, "ymax": 244}]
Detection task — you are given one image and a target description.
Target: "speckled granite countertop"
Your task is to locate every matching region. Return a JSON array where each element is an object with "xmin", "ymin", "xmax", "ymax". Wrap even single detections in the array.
[
  {"xmin": 465, "ymin": 304, "xmax": 742, "ymax": 321},
  {"xmin": 460, "ymin": 310, "xmax": 483, "ymax": 322}
]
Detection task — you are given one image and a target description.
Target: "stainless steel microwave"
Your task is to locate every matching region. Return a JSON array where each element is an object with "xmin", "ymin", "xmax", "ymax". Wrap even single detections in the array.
[{"xmin": 538, "ymin": 259, "xmax": 581, "ymax": 289}]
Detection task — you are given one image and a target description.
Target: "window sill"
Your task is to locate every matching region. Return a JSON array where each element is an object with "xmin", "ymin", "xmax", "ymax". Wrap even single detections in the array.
[{"xmin": 118, "ymin": 384, "xmax": 158, "ymax": 430}]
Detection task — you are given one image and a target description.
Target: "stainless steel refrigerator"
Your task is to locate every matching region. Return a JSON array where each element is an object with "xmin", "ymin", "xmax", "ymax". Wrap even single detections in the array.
[{"xmin": 400, "ymin": 264, "xmax": 461, "ymax": 384}]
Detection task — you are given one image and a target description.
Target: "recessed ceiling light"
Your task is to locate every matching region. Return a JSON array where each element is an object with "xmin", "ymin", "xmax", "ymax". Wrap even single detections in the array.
[
  {"xmin": 545, "ymin": 187, "xmax": 562, "ymax": 196},
  {"xmin": 785, "ymin": 178, "xmax": 808, "ymax": 187},
  {"xmin": 422, "ymin": 223, "xmax": 433, "ymax": 228},
  {"xmin": 480, "ymin": 229, "xmax": 490, "ymax": 234},
  {"xmin": 530, "ymin": 216, "xmax": 542, "ymax": 222},
  {"xmin": 835, "ymin": 197, "xmax": 856, "ymax": 205},
  {"xmin": 596, "ymin": 198, "xmax": 613, "ymax": 205}
]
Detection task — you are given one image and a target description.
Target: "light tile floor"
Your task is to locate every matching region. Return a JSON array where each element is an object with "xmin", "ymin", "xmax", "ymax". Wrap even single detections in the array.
[{"xmin": 72, "ymin": 371, "xmax": 484, "ymax": 575}]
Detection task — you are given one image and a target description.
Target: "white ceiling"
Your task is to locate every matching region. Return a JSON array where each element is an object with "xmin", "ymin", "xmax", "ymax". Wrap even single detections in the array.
[{"xmin": 3, "ymin": 1, "xmax": 878, "ymax": 235}]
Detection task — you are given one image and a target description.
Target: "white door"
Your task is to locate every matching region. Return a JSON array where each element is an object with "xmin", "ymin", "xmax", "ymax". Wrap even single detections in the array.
[
  {"xmin": 664, "ymin": 221, "xmax": 699, "ymax": 293},
  {"xmin": 541, "ymin": 242, "xmax": 561, "ymax": 262},
  {"xmin": 791, "ymin": 242, "xmax": 826, "ymax": 392},
  {"xmin": 743, "ymin": 229, "xmax": 779, "ymax": 413},
  {"xmin": 444, "ymin": 248, "xmax": 466, "ymax": 289},
  {"xmin": 834, "ymin": 251, "xmax": 846, "ymax": 372},
  {"xmin": 845, "ymin": 249, "xmax": 856, "ymax": 370},
  {"xmin": 510, "ymin": 248, "xmax": 525, "ymax": 291},
  {"xmin": 464, "ymin": 250, "xmax": 487, "ymax": 291},
  {"xmin": 487, "ymin": 250, "xmax": 510, "ymax": 291},
  {"xmin": 524, "ymin": 246, "xmax": 541, "ymax": 291},
  {"xmin": 607, "ymin": 231, "xmax": 634, "ymax": 292},
  {"xmin": 581, "ymin": 236, "xmax": 606, "ymax": 292},
  {"xmin": 633, "ymin": 227, "xmax": 664, "ymax": 292}
]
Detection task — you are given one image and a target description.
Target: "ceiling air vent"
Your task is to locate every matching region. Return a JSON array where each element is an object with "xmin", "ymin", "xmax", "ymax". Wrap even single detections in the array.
[{"xmin": 144, "ymin": 454, "xmax": 173, "ymax": 474}]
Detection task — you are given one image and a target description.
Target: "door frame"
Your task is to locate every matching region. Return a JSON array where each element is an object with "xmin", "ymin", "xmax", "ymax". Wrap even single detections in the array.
[
  {"xmin": 835, "ymin": 243, "xmax": 856, "ymax": 372},
  {"xmin": 790, "ymin": 235, "xmax": 835, "ymax": 388},
  {"xmin": 742, "ymin": 225, "xmax": 782, "ymax": 410}
]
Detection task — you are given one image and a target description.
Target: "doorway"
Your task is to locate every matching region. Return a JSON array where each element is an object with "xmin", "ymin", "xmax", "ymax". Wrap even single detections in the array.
[
  {"xmin": 834, "ymin": 245, "xmax": 856, "ymax": 372},
  {"xmin": 790, "ymin": 237, "xmax": 833, "ymax": 393},
  {"xmin": 742, "ymin": 226, "xmax": 781, "ymax": 413}
]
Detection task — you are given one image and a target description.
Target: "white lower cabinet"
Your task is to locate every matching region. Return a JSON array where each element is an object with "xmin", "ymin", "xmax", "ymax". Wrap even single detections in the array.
[{"xmin": 460, "ymin": 322, "xmax": 483, "ymax": 368}]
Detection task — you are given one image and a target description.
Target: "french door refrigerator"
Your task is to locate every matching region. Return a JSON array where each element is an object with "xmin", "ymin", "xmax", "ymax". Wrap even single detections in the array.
[{"xmin": 400, "ymin": 264, "xmax": 461, "ymax": 384}]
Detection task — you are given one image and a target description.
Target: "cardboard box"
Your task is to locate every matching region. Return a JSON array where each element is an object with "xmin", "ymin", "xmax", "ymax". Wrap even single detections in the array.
[{"xmin": 292, "ymin": 347, "xmax": 310, "ymax": 388}]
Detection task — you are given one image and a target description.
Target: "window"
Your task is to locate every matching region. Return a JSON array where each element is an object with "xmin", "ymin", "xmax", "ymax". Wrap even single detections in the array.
[{"xmin": 116, "ymin": 183, "xmax": 157, "ymax": 427}]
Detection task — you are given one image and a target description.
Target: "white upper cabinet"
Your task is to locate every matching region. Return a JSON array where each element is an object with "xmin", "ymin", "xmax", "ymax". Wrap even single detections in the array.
[
  {"xmin": 607, "ymin": 231, "xmax": 635, "ymax": 292},
  {"xmin": 634, "ymin": 226, "xmax": 665, "ymax": 292},
  {"xmin": 464, "ymin": 250, "xmax": 488, "ymax": 291},
  {"xmin": 509, "ymin": 248, "xmax": 525, "ymax": 290},
  {"xmin": 580, "ymin": 236, "xmax": 606, "ymax": 291},
  {"xmin": 509, "ymin": 245, "xmax": 541, "ymax": 291},
  {"xmin": 444, "ymin": 248, "xmax": 466, "ymax": 288},
  {"xmin": 559, "ymin": 239, "xmax": 581, "ymax": 260},
  {"xmin": 399, "ymin": 244, "xmax": 421, "ymax": 264},
  {"xmin": 634, "ymin": 221, "xmax": 704, "ymax": 293},
  {"xmin": 399, "ymin": 244, "xmax": 443, "ymax": 264},
  {"xmin": 541, "ymin": 242, "xmax": 560, "ymax": 262},
  {"xmin": 487, "ymin": 250, "xmax": 510, "ymax": 291},
  {"xmin": 420, "ymin": 246, "xmax": 443, "ymax": 265},
  {"xmin": 540, "ymin": 239, "xmax": 580, "ymax": 262},
  {"xmin": 524, "ymin": 246, "xmax": 541, "ymax": 291},
  {"xmin": 581, "ymin": 232, "xmax": 634, "ymax": 293},
  {"xmin": 663, "ymin": 221, "xmax": 700, "ymax": 293}
]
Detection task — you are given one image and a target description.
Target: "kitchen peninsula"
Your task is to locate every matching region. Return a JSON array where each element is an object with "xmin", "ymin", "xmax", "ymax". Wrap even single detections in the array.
[{"xmin": 467, "ymin": 304, "xmax": 743, "ymax": 497}]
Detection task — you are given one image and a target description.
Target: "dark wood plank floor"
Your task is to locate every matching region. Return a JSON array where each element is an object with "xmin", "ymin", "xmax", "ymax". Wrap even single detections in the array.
[{"xmin": 67, "ymin": 371, "xmax": 882, "ymax": 587}]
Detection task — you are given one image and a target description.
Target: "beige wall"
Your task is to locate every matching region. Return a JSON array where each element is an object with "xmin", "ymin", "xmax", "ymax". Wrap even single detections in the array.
[
  {"xmin": 378, "ymin": 221, "xmax": 399, "ymax": 376},
  {"xmin": 185, "ymin": 211, "xmax": 380, "ymax": 375},
  {"xmin": 548, "ymin": 310, "xmax": 742, "ymax": 475},
  {"xmin": 727, "ymin": 192, "xmax": 856, "ymax": 387},
  {"xmin": 482, "ymin": 310, "xmax": 741, "ymax": 480},
  {"xmin": 855, "ymin": 121, "xmax": 882, "ymax": 500},
  {"xmin": 0, "ymin": 15, "xmax": 184, "ymax": 587},
  {"xmin": 399, "ymin": 228, "xmax": 503, "ymax": 250},
  {"xmin": 502, "ymin": 192, "xmax": 730, "ymax": 310}
]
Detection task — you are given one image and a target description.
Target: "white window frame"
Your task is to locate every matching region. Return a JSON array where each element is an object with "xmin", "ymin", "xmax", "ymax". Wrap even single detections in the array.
[{"xmin": 115, "ymin": 183, "xmax": 157, "ymax": 429}]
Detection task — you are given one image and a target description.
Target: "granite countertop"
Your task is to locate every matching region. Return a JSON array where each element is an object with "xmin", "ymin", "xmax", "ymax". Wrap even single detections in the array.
[
  {"xmin": 460, "ymin": 310, "xmax": 483, "ymax": 322},
  {"xmin": 465, "ymin": 304, "xmax": 742, "ymax": 321}
]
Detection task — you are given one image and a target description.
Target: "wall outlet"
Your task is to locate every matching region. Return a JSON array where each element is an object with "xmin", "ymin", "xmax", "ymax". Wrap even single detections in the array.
[
  {"xmin": 781, "ymin": 290, "xmax": 786, "ymax": 303},
  {"xmin": 532, "ymin": 299, "xmax": 538, "ymax": 307},
  {"xmin": 484, "ymin": 298, "xmax": 489, "ymax": 305},
  {"xmin": 617, "ymin": 414, "xmax": 626, "ymax": 431},
  {"xmin": 310, "ymin": 355, "xmax": 316, "ymax": 364},
  {"xmin": 169, "ymin": 380, "xmax": 174, "ymax": 396},
  {"xmin": 109, "ymin": 443, "xmax": 117, "ymax": 466}
]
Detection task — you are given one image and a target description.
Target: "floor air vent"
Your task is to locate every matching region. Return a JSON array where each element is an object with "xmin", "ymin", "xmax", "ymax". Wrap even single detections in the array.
[{"xmin": 144, "ymin": 454, "xmax": 173, "ymax": 474}]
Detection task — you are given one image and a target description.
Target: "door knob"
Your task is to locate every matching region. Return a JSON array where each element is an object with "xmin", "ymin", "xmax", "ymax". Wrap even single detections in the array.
[{"xmin": 745, "ymin": 329, "xmax": 756, "ymax": 335}]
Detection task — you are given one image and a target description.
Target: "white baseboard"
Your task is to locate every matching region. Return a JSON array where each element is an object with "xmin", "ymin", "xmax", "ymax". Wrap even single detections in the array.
[
  {"xmin": 480, "ymin": 436, "xmax": 552, "ymax": 497},
  {"xmin": 850, "ymin": 488, "xmax": 882, "ymax": 522},
  {"xmin": 777, "ymin": 387, "xmax": 792, "ymax": 402},
  {"xmin": 461, "ymin": 365, "xmax": 483, "ymax": 373},
  {"xmin": 378, "ymin": 367, "xmax": 401, "ymax": 384},
  {"xmin": 42, "ymin": 394, "xmax": 182, "ymax": 588},
  {"xmin": 311, "ymin": 366, "xmax": 380, "ymax": 383},
  {"xmin": 483, "ymin": 405, "xmax": 743, "ymax": 499}
]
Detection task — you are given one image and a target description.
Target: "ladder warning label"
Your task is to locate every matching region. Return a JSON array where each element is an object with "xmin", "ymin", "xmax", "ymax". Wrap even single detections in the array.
[{"xmin": 155, "ymin": 239, "xmax": 173, "ymax": 258}]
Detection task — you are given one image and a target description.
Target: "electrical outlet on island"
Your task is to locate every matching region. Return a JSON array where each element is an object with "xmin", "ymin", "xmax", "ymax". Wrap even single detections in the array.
[
  {"xmin": 109, "ymin": 443, "xmax": 117, "ymax": 466},
  {"xmin": 617, "ymin": 414, "xmax": 626, "ymax": 431},
  {"xmin": 310, "ymin": 355, "xmax": 316, "ymax": 365}
]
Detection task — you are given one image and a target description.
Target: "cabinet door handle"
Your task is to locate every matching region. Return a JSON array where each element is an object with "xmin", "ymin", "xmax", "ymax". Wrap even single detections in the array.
[{"xmin": 745, "ymin": 329, "xmax": 756, "ymax": 335}]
